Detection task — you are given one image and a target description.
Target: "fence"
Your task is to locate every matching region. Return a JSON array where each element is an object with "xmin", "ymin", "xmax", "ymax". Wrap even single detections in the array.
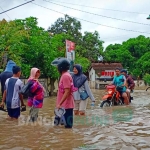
[{"xmin": 0, "ymin": 78, "xmax": 58, "ymax": 97}]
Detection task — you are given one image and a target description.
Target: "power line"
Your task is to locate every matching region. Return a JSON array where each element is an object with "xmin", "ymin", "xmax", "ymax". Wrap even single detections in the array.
[
  {"xmin": 102, "ymin": 34, "xmax": 142, "ymax": 40},
  {"xmin": 0, "ymin": 5, "xmax": 11, "ymax": 20},
  {"xmin": 32, "ymin": 2, "xmax": 150, "ymax": 35},
  {"xmin": 43, "ymin": 0, "xmax": 150, "ymax": 26},
  {"xmin": 102, "ymin": 34, "xmax": 134, "ymax": 40},
  {"xmin": 46, "ymin": 0, "xmax": 149, "ymax": 15},
  {"xmin": 0, "ymin": 0, "xmax": 34, "ymax": 15}
]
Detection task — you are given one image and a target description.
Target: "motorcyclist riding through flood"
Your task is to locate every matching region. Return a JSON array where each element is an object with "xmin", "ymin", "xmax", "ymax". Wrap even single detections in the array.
[
  {"xmin": 121, "ymin": 69, "xmax": 135, "ymax": 102},
  {"xmin": 100, "ymin": 68, "xmax": 129, "ymax": 107}
]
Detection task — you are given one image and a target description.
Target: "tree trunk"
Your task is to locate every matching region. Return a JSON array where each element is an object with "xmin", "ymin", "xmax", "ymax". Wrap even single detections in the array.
[{"xmin": 49, "ymin": 78, "xmax": 56, "ymax": 96}]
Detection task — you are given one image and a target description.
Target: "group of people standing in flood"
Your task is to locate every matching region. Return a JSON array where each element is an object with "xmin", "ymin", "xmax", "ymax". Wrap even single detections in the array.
[
  {"xmin": 53, "ymin": 58, "xmax": 95, "ymax": 128},
  {"xmin": 0, "ymin": 58, "xmax": 95, "ymax": 129},
  {"xmin": 0, "ymin": 58, "xmax": 134, "ymax": 129},
  {"xmin": 0, "ymin": 60, "xmax": 45, "ymax": 121}
]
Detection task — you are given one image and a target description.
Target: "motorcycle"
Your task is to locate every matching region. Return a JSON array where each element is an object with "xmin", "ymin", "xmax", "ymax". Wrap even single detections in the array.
[{"xmin": 100, "ymin": 85, "xmax": 133, "ymax": 108}]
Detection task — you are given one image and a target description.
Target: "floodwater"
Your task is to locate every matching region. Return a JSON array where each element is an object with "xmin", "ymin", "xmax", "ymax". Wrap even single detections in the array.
[{"xmin": 0, "ymin": 89, "xmax": 150, "ymax": 150}]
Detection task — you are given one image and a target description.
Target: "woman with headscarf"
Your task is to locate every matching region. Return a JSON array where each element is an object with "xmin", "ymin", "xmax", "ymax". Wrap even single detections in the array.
[
  {"xmin": 27, "ymin": 68, "xmax": 45, "ymax": 122},
  {"xmin": 72, "ymin": 64, "xmax": 95, "ymax": 116}
]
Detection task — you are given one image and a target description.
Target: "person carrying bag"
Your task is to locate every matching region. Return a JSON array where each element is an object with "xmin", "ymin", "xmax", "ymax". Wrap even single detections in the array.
[{"xmin": 72, "ymin": 64, "xmax": 95, "ymax": 116}]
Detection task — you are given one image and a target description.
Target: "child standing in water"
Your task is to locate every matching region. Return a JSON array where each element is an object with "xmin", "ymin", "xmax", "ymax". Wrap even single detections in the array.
[
  {"xmin": 27, "ymin": 68, "xmax": 45, "ymax": 122},
  {"xmin": 0, "ymin": 66, "xmax": 25, "ymax": 120}
]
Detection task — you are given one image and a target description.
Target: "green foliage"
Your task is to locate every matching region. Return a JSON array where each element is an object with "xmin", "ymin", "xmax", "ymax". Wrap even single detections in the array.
[
  {"xmin": 48, "ymin": 14, "xmax": 82, "ymax": 41},
  {"xmin": 43, "ymin": 33, "xmax": 66, "ymax": 79},
  {"xmin": 104, "ymin": 35, "xmax": 150, "ymax": 78},
  {"xmin": 48, "ymin": 15, "xmax": 104, "ymax": 61},
  {"xmin": 105, "ymin": 43, "xmax": 122, "ymax": 52},
  {"xmin": 122, "ymin": 35, "xmax": 150, "ymax": 59},
  {"xmin": 13, "ymin": 17, "xmax": 54, "ymax": 77},
  {"xmin": 78, "ymin": 31, "xmax": 104, "ymax": 61},
  {"xmin": 74, "ymin": 54, "xmax": 90, "ymax": 73},
  {"xmin": 1, "ymin": 15, "xmax": 150, "ymax": 81},
  {"xmin": 136, "ymin": 52, "xmax": 150, "ymax": 75},
  {"xmin": 0, "ymin": 17, "xmax": 66, "ymax": 79},
  {"xmin": 104, "ymin": 48, "xmax": 134, "ymax": 68},
  {"xmin": 143, "ymin": 74, "xmax": 150, "ymax": 85},
  {"xmin": 0, "ymin": 19, "xmax": 29, "ymax": 68}
]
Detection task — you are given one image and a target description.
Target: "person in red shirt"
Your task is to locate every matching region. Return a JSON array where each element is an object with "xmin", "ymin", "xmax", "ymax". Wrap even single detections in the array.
[
  {"xmin": 52, "ymin": 58, "xmax": 77, "ymax": 128},
  {"xmin": 121, "ymin": 69, "xmax": 135, "ymax": 101}
]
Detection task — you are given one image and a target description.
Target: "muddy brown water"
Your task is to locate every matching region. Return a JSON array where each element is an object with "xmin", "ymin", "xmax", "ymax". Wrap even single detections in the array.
[{"xmin": 0, "ymin": 89, "xmax": 150, "ymax": 150}]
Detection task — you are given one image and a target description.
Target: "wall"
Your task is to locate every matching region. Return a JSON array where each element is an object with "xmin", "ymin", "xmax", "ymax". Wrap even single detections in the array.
[
  {"xmin": 89, "ymin": 67, "xmax": 95, "ymax": 81},
  {"xmin": 0, "ymin": 78, "xmax": 59, "ymax": 97}
]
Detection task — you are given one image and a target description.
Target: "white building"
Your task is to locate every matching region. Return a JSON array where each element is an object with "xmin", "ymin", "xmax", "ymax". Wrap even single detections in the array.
[{"xmin": 89, "ymin": 63, "xmax": 123, "ymax": 88}]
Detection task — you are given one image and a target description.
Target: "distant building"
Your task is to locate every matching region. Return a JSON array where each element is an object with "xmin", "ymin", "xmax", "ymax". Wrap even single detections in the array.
[{"xmin": 89, "ymin": 62, "xmax": 123, "ymax": 82}]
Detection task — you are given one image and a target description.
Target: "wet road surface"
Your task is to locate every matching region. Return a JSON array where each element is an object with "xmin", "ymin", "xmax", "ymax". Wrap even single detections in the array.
[{"xmin": 0, "ymin": 89, "xmax": 150, "ymax": 150}]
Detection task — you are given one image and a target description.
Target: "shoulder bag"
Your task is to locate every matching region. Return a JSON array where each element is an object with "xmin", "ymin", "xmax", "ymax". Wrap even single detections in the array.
[
  {"xmin": 20, "ymin": 81, "xmax": 33, "ymax": 96},
  {"xmin": 79, "ymin": 90, "xmax": 89, "ymax": 100}
]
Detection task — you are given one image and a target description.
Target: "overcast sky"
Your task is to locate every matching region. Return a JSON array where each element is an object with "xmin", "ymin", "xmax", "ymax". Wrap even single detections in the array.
[{"xmin": 0, "ymin": 0, "xmax": 150, "ymax": 49}]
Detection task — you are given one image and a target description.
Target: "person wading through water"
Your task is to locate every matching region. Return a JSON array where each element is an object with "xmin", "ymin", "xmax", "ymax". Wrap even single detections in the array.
[{"xmin": 72, "ymin": 64, "xmax": 95, "ymax": 116}]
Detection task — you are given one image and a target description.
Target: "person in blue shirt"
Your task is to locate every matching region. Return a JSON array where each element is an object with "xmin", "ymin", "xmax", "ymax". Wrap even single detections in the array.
[
  {"xmin": 111, "ymin": 68, "xmax": 129, "ymax": 105},
  {"xmin": 0, "ymin": 60, "xmax": 16, "ymax": 96}
]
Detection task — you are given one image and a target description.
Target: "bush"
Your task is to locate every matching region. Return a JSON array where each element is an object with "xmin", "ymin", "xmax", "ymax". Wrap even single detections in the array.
[{"xmin": 143, "ymin": 74, "xmax": 150, "ymax": 85}]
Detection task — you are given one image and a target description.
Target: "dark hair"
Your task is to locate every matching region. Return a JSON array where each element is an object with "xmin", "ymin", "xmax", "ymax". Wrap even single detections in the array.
[
  {"xmin": 57, "ymin": 58, "xmax": 70, "ymax": 73},
  {"xmin": 13, "ymin": 66, "xmax": 21, "ymax": 74},
  {"xmin": 121, "ymin": 69, "xmax": 127, "ymax": 74},
  {"xmin": 115, "ymin": 67, "xmax": 121, "ymax": 71}
]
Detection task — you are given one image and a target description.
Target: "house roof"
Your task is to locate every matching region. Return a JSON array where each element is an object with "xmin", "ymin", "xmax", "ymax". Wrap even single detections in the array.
[{"xmin": 91, "ymin": 63, "xmax": 123, "ymax": 70}]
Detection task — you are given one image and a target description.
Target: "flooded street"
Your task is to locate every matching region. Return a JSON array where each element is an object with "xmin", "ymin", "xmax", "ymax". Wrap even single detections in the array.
[{"xmin": 0, "ymin": 89, "xmax": 150, "ymax": 150}]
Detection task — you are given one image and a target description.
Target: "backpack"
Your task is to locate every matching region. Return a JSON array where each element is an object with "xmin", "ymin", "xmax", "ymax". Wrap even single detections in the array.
[{"xmin": 20, "ymin": 81, "xmax": 33, "ymax": 96}]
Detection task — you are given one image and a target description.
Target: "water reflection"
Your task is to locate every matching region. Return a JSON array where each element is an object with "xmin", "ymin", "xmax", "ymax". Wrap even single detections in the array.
[{"xmin": 0, "ymin": 89, "xmax": 150, "ymax": 150}]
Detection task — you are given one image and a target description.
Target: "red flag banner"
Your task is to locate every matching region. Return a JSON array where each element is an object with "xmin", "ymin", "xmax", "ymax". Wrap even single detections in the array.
[{"xmin": 66, "ymin": 40, "xmax": 75, "ymax": 52}]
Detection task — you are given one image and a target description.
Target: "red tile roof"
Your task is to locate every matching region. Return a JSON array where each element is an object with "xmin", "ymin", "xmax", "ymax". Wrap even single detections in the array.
[{"xmin": 91, "ymin": 63, "xmax": 123, "ymax": 70}]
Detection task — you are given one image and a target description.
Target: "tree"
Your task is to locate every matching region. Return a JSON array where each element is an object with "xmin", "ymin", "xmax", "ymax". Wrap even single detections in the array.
[
  {"xmin": 104, "ymin": 35, "xmax": 150, "ymax": 77},
  {"xmin": 104, "ymin": 48, "xmax": 134, "ymax": 68},
  {"xmin": 74, "ymin": 54, "xmax": 90, "ymax": 73},
  {"xmin": 105, "ymin": 43, "xmax": 122, "ymax": 52},
  {"xmin": 0, "ymin": 19, "xmax": 28, "ymax": 69},
  {"xmin": 48, "ymin": 14, "xmax": 82, "ymax": 42},
  {"xmin": 13, "ymin": 17, "xmax": 52, "ymax": 77},
  {"xmin": 143, "ymin": 74, "xmax": 150, "ymax": 85},
  {"xmin": 15, "ymin": 17, "xmax": 67, "ymax": 95},
  {"xmin": 48, "ymin": 15, "xmax": 104, "ymax": 61},
  {"xmin": 122, "ymin": 35, "xmax": 150, "ymax": 59},
  {"xmin": 136, "ymin": 51, "xmax": 150, "ymax": 75},
  {"xmin": 78, "ymin": 31, "xmax": 104, "ymax": 61}
]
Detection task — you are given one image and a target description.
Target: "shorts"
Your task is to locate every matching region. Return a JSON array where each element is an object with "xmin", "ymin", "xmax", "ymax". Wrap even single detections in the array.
[
  {"xmin": 126, "ymin": 89, "xmax": 131, "ymax": 93},
  {"xmin": 119, "ymin": 91, "xmax": 127, "ymax": 96},
  {"xmin": 74, "ymin": 100, "xmax": 88, "ymax": 112},
  {"xmin": 7, "ymin": 107, "xmax": 20, "ymax": 119}
]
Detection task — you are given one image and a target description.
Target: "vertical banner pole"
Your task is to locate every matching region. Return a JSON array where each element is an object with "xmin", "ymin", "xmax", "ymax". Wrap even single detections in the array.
[
  {"xmin": 65, "ymin": 40, "xmax": 67, "ymax": 58},
  {"xmin": 65, "ymin": 40, "xmax": 75, "ymax": 73}
]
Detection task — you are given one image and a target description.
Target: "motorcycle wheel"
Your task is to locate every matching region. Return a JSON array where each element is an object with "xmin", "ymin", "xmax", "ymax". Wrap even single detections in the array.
[{"xmin": 100, "ymin": 100, "xmax": 110, "ymax": 108}]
